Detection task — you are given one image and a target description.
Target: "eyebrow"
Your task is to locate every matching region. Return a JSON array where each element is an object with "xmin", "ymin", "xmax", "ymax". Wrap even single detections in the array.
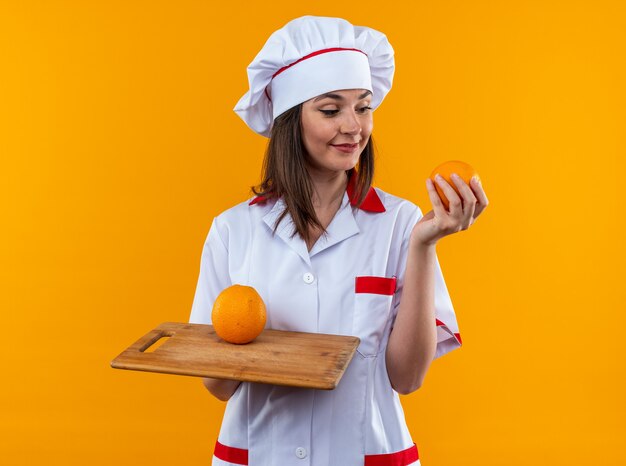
[{"xmin": 313, "ymin": 90, "xmax": 372, "ymax": 102}]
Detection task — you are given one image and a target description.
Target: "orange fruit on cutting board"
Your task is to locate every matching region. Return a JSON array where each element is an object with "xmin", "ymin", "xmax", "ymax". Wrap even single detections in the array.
[
  {"xmin": 430, "ymin": 160, "xmax": 480, "ymax": 210},
  {"xmin": 212, "ymin": 285, "xmax": 267, "ymax": 344}
]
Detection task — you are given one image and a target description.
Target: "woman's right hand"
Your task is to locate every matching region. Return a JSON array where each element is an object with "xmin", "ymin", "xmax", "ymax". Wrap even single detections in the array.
[{"xmin": 202, "ymin": 377, "xmax": 242, "ymax": 401}]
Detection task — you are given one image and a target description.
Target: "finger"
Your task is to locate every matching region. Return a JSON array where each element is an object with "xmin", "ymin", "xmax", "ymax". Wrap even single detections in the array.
[
  {"xmin": 450, "ymin": 173, "xmax": 477, "ymax": 227},
  {"xmin": 470, "ymin": 176, "xmax": 489, "ymax": 207},
  {"xmin": 464, "ymin": 200, "xmax": 477, "ymax": 229},
  {"xmin": 469, "ymin": 176, "xmax": 489, "ymax": 219},
  {"xmin": 434, "ymin": 174, "xmax": 463, "ymax": 216},
  {"xmin": 450, "ymin": 173, "xmax": 477, "ymax": 205},
  {"xmin": 425, "ymin": 178, "xmax": 448, "ymax": 218}
]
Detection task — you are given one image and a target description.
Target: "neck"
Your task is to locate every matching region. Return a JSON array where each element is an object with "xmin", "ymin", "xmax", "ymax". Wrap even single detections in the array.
[{"xmin": 308, "ymin": 170, "xmax": 348, "ymax": 210}]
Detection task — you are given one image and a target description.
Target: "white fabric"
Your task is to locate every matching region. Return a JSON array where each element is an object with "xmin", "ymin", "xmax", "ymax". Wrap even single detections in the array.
[
  {"xmin": 189, "ymin": 187, "xmax": 461, "ymax": 465},
  {"xmin": 269, "ymin": 49, "xmax": 372, "ymax": 123},
  {"xmin": 233, "ymin": 15, "xmax": 395, "ymax": 138}
]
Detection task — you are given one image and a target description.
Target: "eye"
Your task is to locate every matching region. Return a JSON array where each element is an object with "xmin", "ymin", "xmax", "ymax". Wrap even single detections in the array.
[{"xmin": 319, "ymin": 106, "xmax": 372, "ymax": 116}]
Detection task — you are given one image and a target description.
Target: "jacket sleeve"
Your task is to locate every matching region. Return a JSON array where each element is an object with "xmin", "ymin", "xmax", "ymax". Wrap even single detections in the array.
[
  {"xmin": 189, "ymin": 217, "xmax": 232, "ymax": 325},
  {"xmin": 391, "ymin": 205, "xmax": 463, "ymax": 360}
]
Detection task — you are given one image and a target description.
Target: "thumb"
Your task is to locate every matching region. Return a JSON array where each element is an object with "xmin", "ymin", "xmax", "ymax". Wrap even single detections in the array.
[{"xmin": 419, "ymin": 210, "xmax": 435, "ymax": 222}]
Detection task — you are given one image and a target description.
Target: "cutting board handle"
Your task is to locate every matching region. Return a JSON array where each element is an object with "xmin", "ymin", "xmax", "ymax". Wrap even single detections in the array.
[{"xmin": 133, "ymin": 329, "xmax": 175, "ymax": 353}]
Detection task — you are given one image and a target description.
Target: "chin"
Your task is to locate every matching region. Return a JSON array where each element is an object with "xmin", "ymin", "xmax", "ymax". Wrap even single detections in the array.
[
  {"xmin": 308, "ymin": 150, "xmax": 361, "ymax": 173},
  {"xmin": 332, "ymin": 157, "xmax": 359, "ymax": 172}
]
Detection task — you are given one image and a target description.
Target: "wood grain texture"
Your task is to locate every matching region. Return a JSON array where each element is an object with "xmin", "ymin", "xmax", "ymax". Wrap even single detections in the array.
[{"xmin": 111, "ymin": 322, "xmax": 360, "ymax": 390}]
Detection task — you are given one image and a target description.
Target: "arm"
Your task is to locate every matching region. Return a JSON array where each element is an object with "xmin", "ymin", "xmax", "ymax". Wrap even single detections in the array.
[
  {"xmin": 190, "ymin": 218, "xmax": 241, "ymax": 401},
  {"xmin": 385, "ymin": 239, "xmax": 438, "ymax": 395},
  {"xmin": 201, "ymin": 377, "xmax": 242, "ymax": 402},
  {"xmin": 386, "ymin": 174, "xmax": 488, "ymax": 395}
]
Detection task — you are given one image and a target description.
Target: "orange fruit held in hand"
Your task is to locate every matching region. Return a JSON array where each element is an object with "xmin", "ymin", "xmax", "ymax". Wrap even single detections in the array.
[
  {"xmin": 212, "ymin": 285, "xmax": 267, "ymax": 344},
  {"xmin": 430, "ymin": 160, "xmax": 480, "ymax": 210}
]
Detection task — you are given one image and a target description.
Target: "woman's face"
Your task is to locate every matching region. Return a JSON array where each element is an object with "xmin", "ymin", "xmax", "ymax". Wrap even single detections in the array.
[{"xmin": 300, "ymin": 88, "xmax": 373, "ymax": 175}]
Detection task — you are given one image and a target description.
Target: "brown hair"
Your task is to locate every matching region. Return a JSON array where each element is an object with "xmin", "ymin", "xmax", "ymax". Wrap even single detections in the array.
[{"xmin": 251, "ymin": 103, "xmax": 375, "ymax": 243}]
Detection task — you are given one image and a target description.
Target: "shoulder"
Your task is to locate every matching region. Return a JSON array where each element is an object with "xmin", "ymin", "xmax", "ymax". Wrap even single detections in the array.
[
  {"xmin": 214, "ymin": 195, "xmax": 274, "ymax": 223},
  {"xmin": 210, "ymin": 195, "xmax": 276, "ymax": 240},
  {"xmin": 373, "ymin": 186, "xmax": 424, "ymax": 224},
  {"xmin": 369, "ymin": 187, "xmax": 425, "ymax": 251}
]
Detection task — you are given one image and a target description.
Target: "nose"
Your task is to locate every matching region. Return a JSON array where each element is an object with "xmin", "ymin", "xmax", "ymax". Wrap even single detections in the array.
[{"xmin": 340, "ymin": 109, "xmax": 362, "ymax": 135}]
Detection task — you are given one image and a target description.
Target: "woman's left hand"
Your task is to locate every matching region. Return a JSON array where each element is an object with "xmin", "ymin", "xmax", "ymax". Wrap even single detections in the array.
[{"xmin": 412, "ymin": 174, "xmax": 489, "ymax": 246}]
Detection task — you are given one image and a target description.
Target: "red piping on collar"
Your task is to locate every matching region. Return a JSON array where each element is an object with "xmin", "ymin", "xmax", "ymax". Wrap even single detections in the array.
[
  {"xmin": 346, "ymin": 171, "xmax": 386, "ymax": 213},
  {"xmin": 248, "ymin": 172, "xmax": 385, "ymax": 213},
  {"xmin": 249, "ymin": 195, "xmax": 270, "ymax": 206}
]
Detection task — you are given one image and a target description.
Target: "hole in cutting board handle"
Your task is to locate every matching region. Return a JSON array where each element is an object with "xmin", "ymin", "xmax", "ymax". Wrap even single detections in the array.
[{"xmin": 141, "ymin": 332, "xmax": 173, "ymax": 353}]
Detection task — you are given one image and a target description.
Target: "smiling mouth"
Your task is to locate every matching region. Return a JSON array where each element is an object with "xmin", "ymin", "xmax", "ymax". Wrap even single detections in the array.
[{"xmin": 330, "ymin": 143, "xmax": 360, "ymax": 153}]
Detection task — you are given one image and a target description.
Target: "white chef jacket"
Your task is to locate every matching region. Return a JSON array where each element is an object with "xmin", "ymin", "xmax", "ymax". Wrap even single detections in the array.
[{"xmin": 189, "ymin": 177, "xmax": 462, "ymax": 466}]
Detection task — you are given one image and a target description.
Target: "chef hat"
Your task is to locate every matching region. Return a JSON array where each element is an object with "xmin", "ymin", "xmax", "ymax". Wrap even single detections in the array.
[{"xmin": 233, "ymin": 15, "xmax": 395, "ymax": 137}]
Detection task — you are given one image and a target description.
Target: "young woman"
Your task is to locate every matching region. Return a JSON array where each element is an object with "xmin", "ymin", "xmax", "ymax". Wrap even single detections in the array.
[{"xmin": 190, "ymin": 15, "xmax": 488, "ymax": 466}]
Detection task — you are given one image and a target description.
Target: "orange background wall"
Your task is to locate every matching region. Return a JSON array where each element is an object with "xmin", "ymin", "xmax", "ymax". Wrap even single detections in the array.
[{"xmin": 1, "ymin": 1, "xmax": 624, "ymax": 464}]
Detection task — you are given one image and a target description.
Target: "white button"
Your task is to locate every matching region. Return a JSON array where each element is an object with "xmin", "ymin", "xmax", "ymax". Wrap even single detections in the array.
[
  {"xmin": 295, "ymin": 447, "xmax": 307, "ymax": 459},
  {"xmin": 302, "ymin": 272, "xmax": 315, "ymax": 284}
]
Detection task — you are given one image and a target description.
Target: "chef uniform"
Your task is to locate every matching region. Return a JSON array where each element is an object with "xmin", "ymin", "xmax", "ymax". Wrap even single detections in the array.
[{"xmin": 189, "ymin": 16, "xmax": 462, "ymax": 466}]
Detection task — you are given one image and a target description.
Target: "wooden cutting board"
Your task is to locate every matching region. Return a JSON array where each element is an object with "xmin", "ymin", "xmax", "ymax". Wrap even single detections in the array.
[{"xmin": 111, "ymin": 322, "xmax": 360, "ymax": 390}]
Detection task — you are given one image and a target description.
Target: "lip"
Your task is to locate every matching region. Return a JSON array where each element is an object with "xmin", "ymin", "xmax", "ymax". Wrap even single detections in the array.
[{"xmin": 331, "ymin": 143, "xmax": 359, "ymax": 153}]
